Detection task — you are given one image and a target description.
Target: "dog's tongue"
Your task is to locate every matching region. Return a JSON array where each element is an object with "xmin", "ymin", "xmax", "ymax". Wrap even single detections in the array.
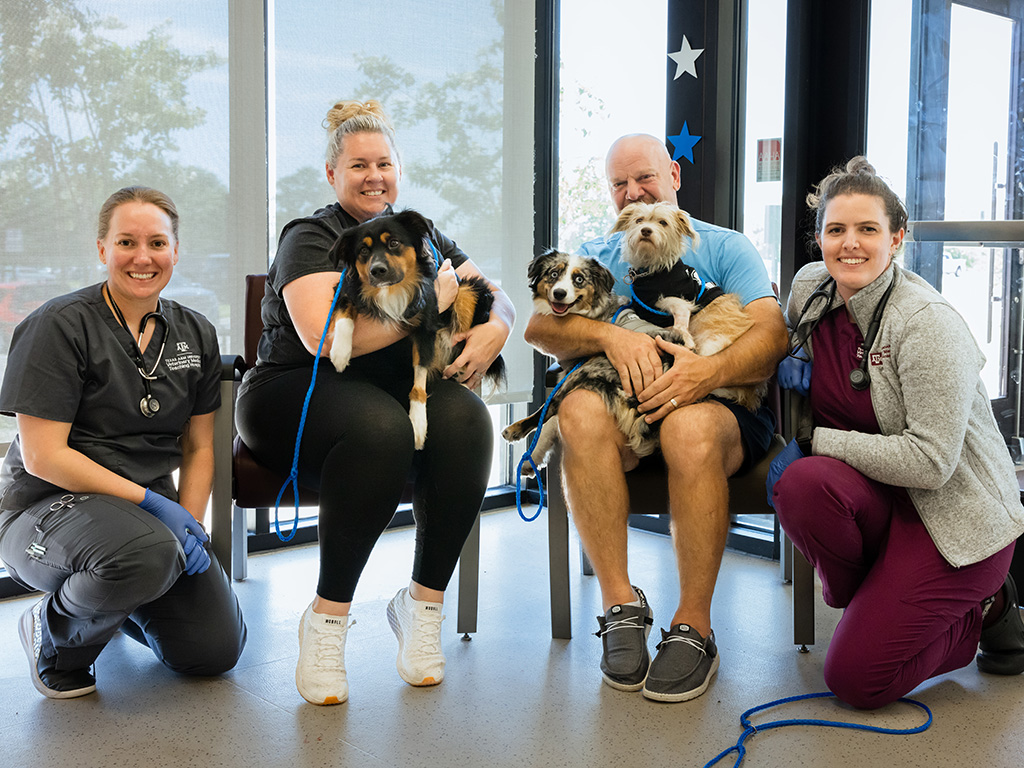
[{"xmin": 551, "ymin": 302, "xmax": 570, "ymax": 315}]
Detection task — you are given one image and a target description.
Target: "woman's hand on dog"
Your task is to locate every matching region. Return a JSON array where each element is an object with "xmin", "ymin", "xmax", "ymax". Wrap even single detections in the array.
[
  {"xmin": 435, "ymin": 259, "xmax": 459, "ymax": 313},
  {"xmin": 603, "ymin": 325, "xmax": 664, "ymax": 398},
  {"xmin": 636, "ymin": 335, "xmax": 716, "ymax": 422},
  {"xmin": 443, "ymin": 319, "xmax": 509, "ymax": 388}
]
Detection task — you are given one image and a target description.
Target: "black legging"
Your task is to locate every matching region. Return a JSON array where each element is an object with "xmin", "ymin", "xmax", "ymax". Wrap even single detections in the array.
[{"xmin": 236, "ymin": 361, "xmax": 493, "ymax": 602}]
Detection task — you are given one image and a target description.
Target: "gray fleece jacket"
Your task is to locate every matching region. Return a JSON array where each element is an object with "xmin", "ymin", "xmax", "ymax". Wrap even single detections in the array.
[{"xmin": 788, "ymin": 261, "xmax": 1024, "ymax": 567}]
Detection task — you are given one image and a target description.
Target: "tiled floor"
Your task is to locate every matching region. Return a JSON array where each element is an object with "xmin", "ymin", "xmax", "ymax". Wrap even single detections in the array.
[{"xmin": 1, "ymin": 508, "xmax": 1022, "ymax": 768}]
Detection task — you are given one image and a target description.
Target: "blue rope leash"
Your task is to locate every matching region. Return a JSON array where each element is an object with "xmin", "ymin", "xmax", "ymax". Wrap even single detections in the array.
[
  {"xmin": 273, "ymin": 270, "xmax": 347, "ymax": 541},
  {"xmin": 514, "ymin": 360, "xmax": 584, "ymax": 522},
  {"xmin": 273, "ymin": 240, "xmax": 445, "ymax": 540},
  {"xmin": 704, "ymin": 692, "xmax": 933, "ymax": 768}
]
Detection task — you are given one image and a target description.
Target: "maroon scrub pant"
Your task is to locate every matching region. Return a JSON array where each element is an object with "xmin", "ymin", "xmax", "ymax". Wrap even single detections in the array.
[{"xmin": 774, "ymin": 456, "xmax": 1013, "ymax": 709}]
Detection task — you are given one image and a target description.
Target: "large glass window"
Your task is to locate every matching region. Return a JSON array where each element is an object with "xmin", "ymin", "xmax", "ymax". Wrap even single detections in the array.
[
  {"xmin": 0, "ymin": 0, "xmax": 232, "ymax": 446},
  {"xmin": 867, "ymin": 0, "xmax": 1023, "ymax": 402},
  {"xmin": 741, "ymin": 0, "xmax": 788, "ymax": 287},
  {"xmin": 273, "ymin": 1, "xmax": 535, "ymax": 487},
  {"xmin": 558, "ymin": 0, "xmax": 667, "ymax": 252}
]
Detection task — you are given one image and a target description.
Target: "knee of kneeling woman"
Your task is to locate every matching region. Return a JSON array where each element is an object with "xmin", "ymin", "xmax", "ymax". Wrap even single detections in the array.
[
  {"xmin": 823, "ymin": 654, "xmax": 896, "ymax": 710},
  {"xmin": 111, "ymin": 535, "xmax": 184, "ymax": 602},
  {"xmin": 772, "ymin": 459, "xmax": 819, "ymax": 526},
  {"xmin": 164, "ymin": 638, "xmax": 246, "ymax": 677}
]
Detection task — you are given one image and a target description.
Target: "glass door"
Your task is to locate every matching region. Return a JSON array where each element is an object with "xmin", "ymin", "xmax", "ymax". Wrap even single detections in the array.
[{"xmin": 868, "ymin": 0, "xmax": 1024, "ymax": 431}]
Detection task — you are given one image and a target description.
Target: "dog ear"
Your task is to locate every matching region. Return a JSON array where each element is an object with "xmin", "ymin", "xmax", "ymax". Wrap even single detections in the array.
[
  {"xmin": 674, "ymin": 208, "xmax": 700, "ymax": 252},
  {"xmin": 394, "ymin": 209, "xmax": 431, "ymax": 244},
  {"xmin": 587, "ymin": 257, "xmax": 616, "ymax": 295},
  {"xmin": 527, "ymin": 248, "xmax": 558, "ymax": 290},
  {"xmin": 328, "ymin": 230, "xmax": 356, "ymax": 270},
  {"xmin": 610, "ymin": 203, "xmax": 638, "ymax": 234},
  {"xmin": 394, "ymin": 209, "xmax": 436, "ymax": 274}
]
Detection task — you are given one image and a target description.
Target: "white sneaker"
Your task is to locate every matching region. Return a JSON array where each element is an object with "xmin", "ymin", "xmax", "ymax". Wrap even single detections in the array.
[
  {"xmin": 295, "ymin": 603, "xmax": 351, "ymax": 705},
  {"xmin": 386, "ymin": 588, "xmax": 445, "ymax": 686}
]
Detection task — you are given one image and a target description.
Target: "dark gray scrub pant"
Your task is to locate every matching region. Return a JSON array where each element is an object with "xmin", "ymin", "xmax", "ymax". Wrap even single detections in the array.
[{"xmin": 0, "ymin": 492, "xmax": 246, "ymax": 674}]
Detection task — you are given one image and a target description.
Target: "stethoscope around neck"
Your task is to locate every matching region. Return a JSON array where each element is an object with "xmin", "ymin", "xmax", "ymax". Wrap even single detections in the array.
[
  {"xmin": 103, "ymin": 283, "xmax": 170, "ymax": 417},
  {"xmin": 790, "ymin": 273, "xmax": 895, "ymax": 391}
]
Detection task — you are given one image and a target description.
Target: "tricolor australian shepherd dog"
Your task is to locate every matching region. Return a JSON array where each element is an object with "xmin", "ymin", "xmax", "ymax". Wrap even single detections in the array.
[
  {"xmin": 502, "ymin": 249, "xmax": 691, "ymax": 472},
  {"xmin": 327, "ymin": 209, "xmax": 505, "ymax": 449},
  {"xmin": 614, "ymin": 201, "xmax": 766, "ymax": 411}
]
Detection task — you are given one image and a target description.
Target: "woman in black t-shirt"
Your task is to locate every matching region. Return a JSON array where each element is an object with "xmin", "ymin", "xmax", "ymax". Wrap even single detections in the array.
[
  {"xmin": 0, "ymin": 186, "xmax": 246, "ymax": 699},
  {"xmin": 235, "ymin": 100, "xmax": 513, "ymax": 705}
]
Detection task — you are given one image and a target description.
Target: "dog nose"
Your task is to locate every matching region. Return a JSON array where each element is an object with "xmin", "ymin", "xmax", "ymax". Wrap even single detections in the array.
[
  {"xmin": 640, "ymin": 226, "xmax": 652, "ymax": 238},
  {"xmin": 370, "ymin": 263, "xmax": 390, "ymax": 279},
  {"xmin": 553, "ymin": 288, "xmax": 566, "ymax": 301}
]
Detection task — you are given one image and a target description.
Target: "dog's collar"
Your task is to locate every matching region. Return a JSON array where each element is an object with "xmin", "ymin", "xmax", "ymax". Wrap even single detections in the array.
[{"xmin": 624, "ymin": 266, "xmax": 650, "ymax": 285}]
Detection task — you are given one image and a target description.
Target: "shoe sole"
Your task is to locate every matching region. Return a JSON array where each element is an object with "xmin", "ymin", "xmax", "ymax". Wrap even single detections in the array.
[
  {"xmin": 641, "ymin": 653, "xmax": 720, "ymax": 703},
  {"xmin": 295, "ymin": 618, "xmax": 348, "ymax": 705},
  {"xmin": 387, "ymin": 599, "xmax": 443, "ymax": 687},
  {"xmin": 19, "ymin": 605, "xmax": 96, "ymax": 700},
  {"xmin": 602, "ymin": 673, "xmax": 647, "ymax": 692},
  {"xmin": 976, "ymin": 651, "xmax": 1024, "ymax": 676}
]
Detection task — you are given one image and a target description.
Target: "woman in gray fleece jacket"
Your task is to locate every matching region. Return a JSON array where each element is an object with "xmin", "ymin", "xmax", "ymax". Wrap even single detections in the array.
[{"xmin": 767, "ymin": 157, "xmax": 1024, "ymax": 709}]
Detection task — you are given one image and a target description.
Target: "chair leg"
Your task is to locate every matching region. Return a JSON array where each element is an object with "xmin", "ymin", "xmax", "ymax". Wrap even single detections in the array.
[
  {"xmin": 792, "ymin": 544, "xmax": 815, "ymax": 651},
  {"xmin": 231, "ymin": 503, "xmax": 248, "ymax": 582},
  {"xmin": 456, "ymin": 514, "xmax": 481, "ymax": 638},
  {"xmin": 547, "ymin": 456, "xmax": 573, "ymax": 639}
]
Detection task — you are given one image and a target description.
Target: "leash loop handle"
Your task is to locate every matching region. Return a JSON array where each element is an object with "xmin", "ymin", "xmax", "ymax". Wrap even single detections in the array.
[
  {"xmin": 703, "ymin": 692, "xmax": 933, "ymax": 768},
  {"xmin": 514, "ymin": 360, "xmax": 584, "ymax": 522}
]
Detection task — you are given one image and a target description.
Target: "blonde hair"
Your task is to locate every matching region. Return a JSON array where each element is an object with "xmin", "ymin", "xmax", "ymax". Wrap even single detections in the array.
[
  {"xmin": 807, "ymin": 156, "xmax": 908, "ymax": 238},
  {"xmin": 323, "ymin": 99, "xmax": 400, "ymax": 167},
  {"xmin": 97, "ymin": 186, "xmax": 179, "ymax": 241}
]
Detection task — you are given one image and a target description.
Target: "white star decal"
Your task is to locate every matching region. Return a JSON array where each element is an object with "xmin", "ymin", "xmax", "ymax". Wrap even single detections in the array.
[{"xmin": 668, "ymin": 35, "xmax": 704, "ymax": 80}]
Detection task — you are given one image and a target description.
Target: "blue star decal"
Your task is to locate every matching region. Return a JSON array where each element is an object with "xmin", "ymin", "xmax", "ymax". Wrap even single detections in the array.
[{"xmin": 668, "ymin": 122, "xmax": 702, "ymax": 164}]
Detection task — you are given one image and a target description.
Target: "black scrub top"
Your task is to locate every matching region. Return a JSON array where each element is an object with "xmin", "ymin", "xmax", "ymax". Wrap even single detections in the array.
[{"xmin": 0, "ymin": 283, "xmax": 221, "ymax": 511}]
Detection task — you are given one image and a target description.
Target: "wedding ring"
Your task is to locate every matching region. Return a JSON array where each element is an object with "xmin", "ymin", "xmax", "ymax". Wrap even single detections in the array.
[{"xmin": 670, "ymin": 397, "xmax": 679, "ymax": 409}]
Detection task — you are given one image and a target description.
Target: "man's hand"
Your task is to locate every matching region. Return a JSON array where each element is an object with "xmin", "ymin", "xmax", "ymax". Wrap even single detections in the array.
[
  {"xmin": 603, "ymin": 325, "xmax": 664, "ymax": 397},
  {"xmin": 635, "ymin": 335, "xmax": 714, "ymax": 422}
]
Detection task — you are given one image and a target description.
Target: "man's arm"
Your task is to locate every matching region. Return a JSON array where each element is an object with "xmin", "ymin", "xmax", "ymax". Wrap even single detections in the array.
[
  {"xmin": 637, "ymin": 296, "xmax": 788, "ymax": 419},
  {"xmin": 524, "ymin": 311, "xmax": 664, "ymax": 397}
]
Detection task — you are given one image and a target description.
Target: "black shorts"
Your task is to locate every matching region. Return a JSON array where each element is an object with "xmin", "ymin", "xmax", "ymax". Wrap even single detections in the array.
[{"xmin": 708, "ymin": 395, "xmax": 776, "ymax": 476}]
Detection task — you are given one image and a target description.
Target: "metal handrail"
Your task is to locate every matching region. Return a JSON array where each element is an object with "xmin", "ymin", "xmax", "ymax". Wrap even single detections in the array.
[{"xmin": 906, "ymin": 219, "xmax": 1024, "ymax": 247}]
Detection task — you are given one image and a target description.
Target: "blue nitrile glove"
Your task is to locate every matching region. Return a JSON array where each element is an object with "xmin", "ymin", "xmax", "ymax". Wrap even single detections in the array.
[
  {"xmin": 139, "ymin": 489, "xmax": 209, "ymax": 548},
  {"xmin": 777, "ymin": 354, "xmax": 813, "ymax": 397},
  {"xmin": 182, "ymin": 531, "xmax": 211, "ymax": 576},
  {"xmin": 766, "ymin": 438, "xmax": 805, "ymax": 509}
]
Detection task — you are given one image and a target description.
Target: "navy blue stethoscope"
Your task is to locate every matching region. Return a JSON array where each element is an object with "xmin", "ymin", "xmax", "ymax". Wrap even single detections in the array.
[
  {"xmin": 104, "ymin": 283, "xmax": 170, "ymax": 417},
  {"xmin": 789, "ymin": 274, "xmax": 895, "ymax": 391}
]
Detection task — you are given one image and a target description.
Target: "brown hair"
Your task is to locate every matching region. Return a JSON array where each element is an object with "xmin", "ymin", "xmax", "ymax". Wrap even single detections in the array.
[
  {"xmin": 97, "ymin": 186, "xmax": 179, "ymax": 241},
  {"xmin": 323, "ymin": 99, "xmax": 400, "ymax": 166},
  {"xmin": 807, "ymin": 156, "xmax": 908, "ymax": 238}
]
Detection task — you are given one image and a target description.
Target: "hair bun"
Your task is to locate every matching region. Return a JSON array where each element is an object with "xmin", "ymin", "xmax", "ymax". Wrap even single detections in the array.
[
  {"xmin": 845, "ymin": 155, "xmax": 876, "ymax": 176},
  {"xmin": 323, "ymin": 99, "xmax": 393, "ymax": 133}
]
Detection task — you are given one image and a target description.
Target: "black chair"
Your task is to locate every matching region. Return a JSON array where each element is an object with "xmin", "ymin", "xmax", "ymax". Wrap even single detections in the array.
[{"xmin": 209, "ymin": 275, "xmax": 480, "ymax": 636}]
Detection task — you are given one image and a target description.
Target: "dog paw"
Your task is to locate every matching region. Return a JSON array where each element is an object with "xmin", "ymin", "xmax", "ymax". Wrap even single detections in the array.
[
  {"xmin": 329, "ymin": 316, "xmax": 355, "ymax": 372},
  {"xmin": 502, "ymin": 424, "xmax": 526, "ymax": 442},
  {"xmin": 409, "ymin": 401, "xmax": 428, "ymax": 450}
]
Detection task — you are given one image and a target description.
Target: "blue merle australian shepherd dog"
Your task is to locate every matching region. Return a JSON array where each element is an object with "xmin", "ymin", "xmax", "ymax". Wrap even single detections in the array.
[
  {"xmin": 327, "ymin": 209, "xmax": 505, "ymax": 449},
  {"xmin": 501, "ymin": 248, "xmax": 691, "ymax": 473}
]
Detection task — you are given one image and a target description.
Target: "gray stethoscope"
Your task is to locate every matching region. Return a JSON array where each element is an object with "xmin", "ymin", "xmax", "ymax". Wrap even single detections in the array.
[
  {"xmin": 103, "ymin": 284, "xmax": 170, "ymax": 417},
  {"xmin": 789, "ymin": 275, "xmax": 895, "ymax": 391}
]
